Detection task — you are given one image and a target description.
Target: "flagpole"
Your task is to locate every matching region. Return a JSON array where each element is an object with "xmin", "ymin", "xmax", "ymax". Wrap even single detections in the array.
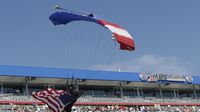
[{"xmin": 65, "ymin": 78, "xmax": 69, "ymax": 92}]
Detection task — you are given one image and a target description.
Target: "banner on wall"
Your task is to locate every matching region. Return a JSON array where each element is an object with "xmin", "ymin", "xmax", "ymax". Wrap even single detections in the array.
[{"xmin": 139, "ymin": 73, "xmax": 193, "ymax": 84}]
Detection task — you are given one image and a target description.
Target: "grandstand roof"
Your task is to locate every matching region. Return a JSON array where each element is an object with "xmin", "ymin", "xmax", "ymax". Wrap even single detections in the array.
[
  {"xmin": 0, "ymin": 65, "xmax": 199, "ymax": 84},
  {"xmin": 0, "ymin": 65, "xmax": 140, "ymax": 82}
]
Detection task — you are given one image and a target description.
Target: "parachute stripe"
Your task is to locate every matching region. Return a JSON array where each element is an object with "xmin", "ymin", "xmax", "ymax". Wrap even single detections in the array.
[
  {"xmin": 98, "ymin": 20, "xmax": 135, "ymax": 51},
  {"xmin": 97, "ymin": 19, "xmax": 121, "ymax": 29},
  {"xmin": 113, "ymin": 33, "xmax": 135, "ymax": 51},
  {"xmin": 104, "ymin": 25, "xmax": 132, "ymax": 39}
]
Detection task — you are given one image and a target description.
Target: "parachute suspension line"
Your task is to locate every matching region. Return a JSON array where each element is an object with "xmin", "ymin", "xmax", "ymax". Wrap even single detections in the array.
[
  {"xmin": 62, "ymin": 29, "xmax": 69, "ymax": 68},
  {"xmin": 49, "ymin": 9, "xmax": 135, "ymax": 70},
  {"xmin": 112, "ymin": 34, "xmax": 117, "ymax": 46},
  {"xmin": 91, "ymin": 24, "xmax": 99, "ymax": 64},
  {"xmin": 84, "ymin": 23, "xmax": 96, "ymax": 70},
  {"xmin": 87, "ymin": 23, "xmax": 100, "ymax": 70},
  {"xmin": 63, "ymin": 24, "xmax": 73, "ymax": 68},
  {"xmin": 91, "ymin": 24, "xmax": 107, "ymax": 69},
  {"xmin": 74, "ymin": 23, "xmax": 86, "ymax": 68},
  {"xmin": 112, "ymin": 34, "xmax": 121, "ymax": 72},
  {"xmin": 116, "ymin": 52, "xmax": 121, "ymax": 72},
  {"xmin": 62, "ymin": 22, "xmax": 79, "ymax": 69}
]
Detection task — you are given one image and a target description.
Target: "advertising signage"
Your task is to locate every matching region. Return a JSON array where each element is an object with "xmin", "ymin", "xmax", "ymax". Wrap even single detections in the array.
[{"xmin": 139, "ymin": 73, "xmax": 193, "ymax": 84}]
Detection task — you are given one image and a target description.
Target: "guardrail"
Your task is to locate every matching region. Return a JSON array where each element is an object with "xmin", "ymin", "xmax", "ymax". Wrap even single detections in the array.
[{"xmin": 0, "ymin": 94, "xmax": 200, "ymax": 106}]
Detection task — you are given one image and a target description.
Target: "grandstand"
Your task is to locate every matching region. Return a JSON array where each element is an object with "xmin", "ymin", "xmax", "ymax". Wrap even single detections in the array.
[{"xmin": 0, "ymin": 65, "xmax": 200, "ymax": 111}]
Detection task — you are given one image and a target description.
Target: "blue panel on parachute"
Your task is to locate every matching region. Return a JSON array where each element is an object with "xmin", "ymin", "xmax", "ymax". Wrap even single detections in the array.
[{"xmin": 49, "ymin": 11, "xmax": 98, "ymax": 25}]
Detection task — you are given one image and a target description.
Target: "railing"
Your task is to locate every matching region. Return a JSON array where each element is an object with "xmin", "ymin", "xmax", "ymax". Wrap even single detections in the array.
[
  {"xmin": 0, "ymin": 94, "xmax": 200, "ymax": 105},
  {"xmin": 78, "ymin": 96, "xmax": 200, "ymax": 104}
]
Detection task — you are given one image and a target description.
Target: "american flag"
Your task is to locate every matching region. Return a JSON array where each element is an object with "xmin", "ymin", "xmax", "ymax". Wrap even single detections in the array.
[{"xmin": 32, "ymin": 88, "xmax": 79, "ymax": 112}]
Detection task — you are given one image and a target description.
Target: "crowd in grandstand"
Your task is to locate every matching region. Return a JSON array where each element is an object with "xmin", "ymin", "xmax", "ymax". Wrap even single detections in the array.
[
  {"xmin": 0, "ymin": 104, "xmax": 200, "ymax": 112},
  {"xmin": 72, "ymin": 105, "xmax": 199, "ymax": 112},
  {"xmin": 0, "ymin": 104, "xmax": 49, "ymax": 112}
]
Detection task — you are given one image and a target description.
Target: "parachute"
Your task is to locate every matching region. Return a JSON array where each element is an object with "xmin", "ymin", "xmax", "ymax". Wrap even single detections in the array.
[{"xmin": 49, "ymin": 10, "xmax": 135, "ymax": 51}]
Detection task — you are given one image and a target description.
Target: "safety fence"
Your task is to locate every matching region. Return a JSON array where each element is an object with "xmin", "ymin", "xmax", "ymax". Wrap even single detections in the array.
[{"xmin": 0, "ymin": 94, "xmax": 200, "ymax": 106}]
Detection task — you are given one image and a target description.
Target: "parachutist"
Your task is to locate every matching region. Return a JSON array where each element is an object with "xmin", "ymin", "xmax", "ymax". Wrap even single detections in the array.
[
  {"xmin": 54, "ymin": 5, "xmax": 60, "ymax": 9},
  {"xmin": 88, "ymin": 13, "xmax": 94, "ymax": 17},
  {"xmin": 112, "ymin": 36, "xmax": 115, "ymax": 40}
]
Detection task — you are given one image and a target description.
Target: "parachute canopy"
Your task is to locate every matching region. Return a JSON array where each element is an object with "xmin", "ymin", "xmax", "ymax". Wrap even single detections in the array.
[{"xmin": 49, "ymin": 11, "xmax": 135, "ymax": 51}]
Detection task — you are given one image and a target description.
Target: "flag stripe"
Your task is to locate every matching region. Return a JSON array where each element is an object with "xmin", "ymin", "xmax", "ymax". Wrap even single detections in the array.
[
  {"xmin": 32, "ymin": 94, "xmax": 58, "ymax": 112},
  {"xmin": 32, "ymin": 88, "xmax": 78, "ymax": 112},
  {"xmin": 34, "ymin": 93, "xmax": 59, "ymax": 112},
  {"xmin": 43, "ymin": 91, "xmax": 61, "ymax": 111},
  {"xmin": 46, "ymin": 89, "xmax": 64, "ymax": 109}
]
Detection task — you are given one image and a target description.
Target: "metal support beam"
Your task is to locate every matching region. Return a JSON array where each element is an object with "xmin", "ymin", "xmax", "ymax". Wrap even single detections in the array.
[
  {"xmin": 24, "ymin": 77, "xmax": 30, "ymax": 96},
  {"xmin": 48, "ymin": 84, "xmax": 51, "ymax": 88},
  {"xmin": 92, "ymin": 90, "xmax": 94, "ymax": 97},
  {"xmin": 159, "ymin": 84, "xmax": 163, "ymax": 98},
  {"xmin": 193, "ymin": 85, "xmax": 197, "ymax": 98},
  {"xmin": 0, "ymin": 83, "xmax": 3, "ymax": 94},
  {"xmin": 25, "ymin": 81, "xmax": 29, "ymax": 96},
  {"xmin": 119, "ymin": 82, "xmax": 123, "ymax": 98},
  {"xmin": 137, "ymin": 88, "xmax": 140, "ymax": 97},
  {"xmin": 119, "ymin": 86, "xmax": 123, "ymax": 98},
  {"xmin": 173, "ymin": 89, "xmax": 177, "ymax": 98},
  {"xmin": 74, "ymin": 79, "xmax": 79, "ymax": 92}
]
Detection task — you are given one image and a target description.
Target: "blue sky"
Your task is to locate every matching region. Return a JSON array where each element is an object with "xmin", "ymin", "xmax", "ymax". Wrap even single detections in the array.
[{"xmin": 0, "ymin": 0, "xmax": 200, "ymax": 75}]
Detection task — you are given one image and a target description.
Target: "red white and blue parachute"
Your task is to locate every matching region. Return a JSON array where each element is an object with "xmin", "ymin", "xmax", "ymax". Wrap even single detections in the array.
[{"xmin": 49, "ymin": 10, "xmax": 135, "ymax": 51}]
